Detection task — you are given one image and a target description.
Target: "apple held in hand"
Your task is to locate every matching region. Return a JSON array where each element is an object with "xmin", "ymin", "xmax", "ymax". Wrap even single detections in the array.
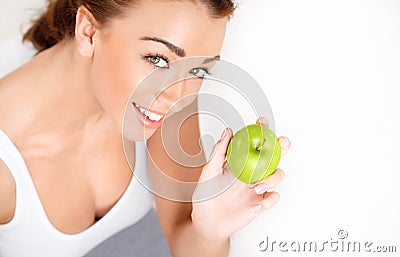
[{"xmin": 226, "ymin": 124, "xmax": 281, "ymax": 184}]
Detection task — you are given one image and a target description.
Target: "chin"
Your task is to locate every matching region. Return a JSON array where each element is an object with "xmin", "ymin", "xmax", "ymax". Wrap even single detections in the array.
[
  {"xmin": 122, "ymin": 117, "xmax": 158, "ymax": 142},
  {"xmin": 144, "ymin": 128, "xmax": 158, "ymax": 140}
]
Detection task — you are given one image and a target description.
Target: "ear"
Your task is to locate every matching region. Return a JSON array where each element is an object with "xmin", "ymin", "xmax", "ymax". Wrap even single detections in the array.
[{"xmin": 75, "ymin": 6, "xmax": 98, "ymax": 58}]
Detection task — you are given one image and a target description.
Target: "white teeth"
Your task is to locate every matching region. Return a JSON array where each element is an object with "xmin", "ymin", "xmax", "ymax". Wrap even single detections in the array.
[{"xmin": 134, "ymin": 103, "xmax": 164, "ymax": 121}]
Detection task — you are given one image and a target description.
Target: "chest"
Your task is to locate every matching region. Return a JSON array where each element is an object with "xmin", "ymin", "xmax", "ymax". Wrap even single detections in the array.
[{"xmin": 19, "ymin": 133, "xmax": 135, "ymax": 234}]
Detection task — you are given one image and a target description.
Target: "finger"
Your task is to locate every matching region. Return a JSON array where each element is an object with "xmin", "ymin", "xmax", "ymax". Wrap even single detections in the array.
[
  {"xmin": 250, "ymin": 191, "xmax": 280, "ymax": 214},
  {"xmin": 256, "ymin": 117, "xmax": 269, "ymax": 127},
  {"xmin": 252, "ymin": 169, "xmax": 285, "ymax": 194},
  {"xmin": 279, "ymin": 136, "xmax": 291, "ymax": 157},
  {"xmin": 206, "ymin": 128, "xmax": 232, "ymax": 174}
]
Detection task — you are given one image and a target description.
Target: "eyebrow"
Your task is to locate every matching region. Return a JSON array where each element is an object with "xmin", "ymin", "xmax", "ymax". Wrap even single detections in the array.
[
  {"xmin": 202, "ymin": 55, "xmax": 221, "ymax": 64},
  {"xmin": 140, "ymin": 36, "xmax": 186, "ymax": 57}
]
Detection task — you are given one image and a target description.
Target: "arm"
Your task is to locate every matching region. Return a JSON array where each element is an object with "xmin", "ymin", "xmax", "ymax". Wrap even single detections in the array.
[
  {"xmin": 147, "ymin": 100, "xmax": 291, "ymax": 257},
  {"xmin": 147, "ymin": 99, "xmax": 230, "ymax": 257}
]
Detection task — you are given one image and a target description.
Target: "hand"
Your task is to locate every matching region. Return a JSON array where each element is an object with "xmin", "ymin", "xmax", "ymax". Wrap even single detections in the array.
[{"xmin": 191, "ymin": 117, "xmax": 291, "ymax": 242}]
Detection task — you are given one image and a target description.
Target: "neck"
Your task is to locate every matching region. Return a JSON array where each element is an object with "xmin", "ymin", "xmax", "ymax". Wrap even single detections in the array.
[{"xmin": 16, "ymin": 40, "xmax": 112, "ymax": 135}]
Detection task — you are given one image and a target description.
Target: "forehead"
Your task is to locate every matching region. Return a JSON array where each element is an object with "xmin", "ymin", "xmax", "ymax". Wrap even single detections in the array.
[{"xmin": 103, "ymin": 0, "xmax": 228, "ymax": 55}]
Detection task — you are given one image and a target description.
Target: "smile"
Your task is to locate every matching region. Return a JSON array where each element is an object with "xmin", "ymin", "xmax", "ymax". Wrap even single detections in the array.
[{"xmin": 132, "ymin": 102, "xmax": 166, "ymax": 129}]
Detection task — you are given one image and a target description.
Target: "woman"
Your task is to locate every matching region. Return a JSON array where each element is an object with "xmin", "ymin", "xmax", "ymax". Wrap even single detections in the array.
[{"xmin": 0, "ymin": 0, "xmax": 291, "ymax": 256}]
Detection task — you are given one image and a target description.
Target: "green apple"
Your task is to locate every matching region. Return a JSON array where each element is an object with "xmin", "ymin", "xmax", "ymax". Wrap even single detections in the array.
[{"xmin": 226, "ymin": 124, "xmax": 281, "ymax": 184}]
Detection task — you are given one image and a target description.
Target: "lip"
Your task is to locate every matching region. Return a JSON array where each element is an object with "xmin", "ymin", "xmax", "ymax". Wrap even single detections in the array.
[{"xmin": 132, "ymin": 102, "xmax": 165, "ymax": 129}]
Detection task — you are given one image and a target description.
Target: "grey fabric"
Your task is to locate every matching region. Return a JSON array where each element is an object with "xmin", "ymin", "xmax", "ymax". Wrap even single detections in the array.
[{"xmin": 84, "ymin": 208, "xmax": 172, "ymax": 257}]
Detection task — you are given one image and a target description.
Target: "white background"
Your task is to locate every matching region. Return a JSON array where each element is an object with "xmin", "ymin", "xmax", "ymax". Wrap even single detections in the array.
[
  {"xmin": 222, "ymin": 1, "xmax": 400, "ymax": 257},
  {"xmin": 1, "ymin": 0, "xmax": 399, "ymax": 257}
]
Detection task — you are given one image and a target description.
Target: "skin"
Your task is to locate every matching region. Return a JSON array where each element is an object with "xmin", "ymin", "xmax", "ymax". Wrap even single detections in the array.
[{"xmin": 0, "ymin": 0, "xmax": 291, "ymax": 256}]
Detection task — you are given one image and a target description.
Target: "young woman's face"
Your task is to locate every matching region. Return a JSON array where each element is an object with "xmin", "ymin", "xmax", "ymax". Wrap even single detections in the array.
[{"xmin": 88, "ymin": 0, "xmax": 228, "ymax": 140}]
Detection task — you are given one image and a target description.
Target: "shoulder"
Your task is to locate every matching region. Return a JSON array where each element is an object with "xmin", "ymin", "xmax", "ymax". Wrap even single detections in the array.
[
  {"xmin": 146, "ymin": 100, "xmax": 206, "ymax": 242},
  {"xmin": 0, "ymin": 158, "xmax": 16, "ymax": 224},
  {"xmin": 0, "ymin": 68, "xmax": 31, "ymax": 139},
  {"xmin": 147, "ymin": 99, "xmax": 205, "ymax": 181},
  {"xmin": 0, "ymin": 76, "xmax": 18, "ymax": 220}
]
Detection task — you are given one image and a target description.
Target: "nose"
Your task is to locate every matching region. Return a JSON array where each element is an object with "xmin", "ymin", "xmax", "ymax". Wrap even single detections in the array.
[
  {"xmin": 157, "ymin": 80, "xmax": 186, "ymax": 113},
  {"xmin": 157, "ymin": 79, "xmax": 202, "ymax": 113}
]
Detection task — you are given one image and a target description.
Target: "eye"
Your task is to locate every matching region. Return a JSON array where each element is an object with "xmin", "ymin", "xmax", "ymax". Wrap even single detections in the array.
[
  {"xmin": 189, "ymin": 67, "xmax": 210, "ymax": 78},
  {"xmin": 146, "ymin": 55, "xmax": 169, "ymax": 68}
]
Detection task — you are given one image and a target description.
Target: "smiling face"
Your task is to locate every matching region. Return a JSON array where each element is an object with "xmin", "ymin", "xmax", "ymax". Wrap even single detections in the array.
[{"xmin": 84, "ymin": 0, "xmax": 228, "ymax": 140}]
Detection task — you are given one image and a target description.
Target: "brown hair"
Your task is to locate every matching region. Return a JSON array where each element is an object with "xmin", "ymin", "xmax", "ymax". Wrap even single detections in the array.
[{"xmin": 23, "ymin": 0, "xmax": 236, "ymax": 52}]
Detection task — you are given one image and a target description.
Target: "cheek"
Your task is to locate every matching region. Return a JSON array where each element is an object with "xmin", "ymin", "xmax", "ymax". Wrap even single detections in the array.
[
  {"xmin": 153, "ymin": 78, "xmax": 203, "ymax": 114},
  {"xmin": 88, "ymin": 44, "xmax": 149, "ymax": 131},
  {"xmin": 181, "ymin": 79, "xmax": 203, "ymax": 106}
]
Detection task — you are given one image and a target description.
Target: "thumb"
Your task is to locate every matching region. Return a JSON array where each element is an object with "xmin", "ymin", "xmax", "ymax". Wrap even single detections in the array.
[{"xmin": 203, "ymin": 128, "xmax": 232, "ymax": 177}]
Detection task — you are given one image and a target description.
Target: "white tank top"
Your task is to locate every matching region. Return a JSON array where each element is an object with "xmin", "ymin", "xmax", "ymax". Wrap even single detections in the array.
[{"xmin": 0, "ymin": 129, "xmax": 154, "ymax": 257}]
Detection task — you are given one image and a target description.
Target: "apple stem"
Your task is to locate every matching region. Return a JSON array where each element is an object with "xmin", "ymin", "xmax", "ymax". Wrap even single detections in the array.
[{"xmin": 256, "ymin": 138, "xmax": 267, "ymax": 151}]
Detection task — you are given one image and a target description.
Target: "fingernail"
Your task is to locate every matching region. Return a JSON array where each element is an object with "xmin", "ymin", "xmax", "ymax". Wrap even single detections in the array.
[
  {"xmin": 251, "ymin": 204, "xmax": 262, "ymax": 213},
  {"xmin": 220, "ymin": 129, "xmax": 227, "ymax": 141},
  {"xmin": 259, "ymin": 117, "xmax": 269, "ymax": 126},
  {"xmin": 281, "ymin": 137, "xmax": 291, "ymax": 146},
  {"xmin": 254, "ymin": 183, "xmax": 268, "ymax": 194}
]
